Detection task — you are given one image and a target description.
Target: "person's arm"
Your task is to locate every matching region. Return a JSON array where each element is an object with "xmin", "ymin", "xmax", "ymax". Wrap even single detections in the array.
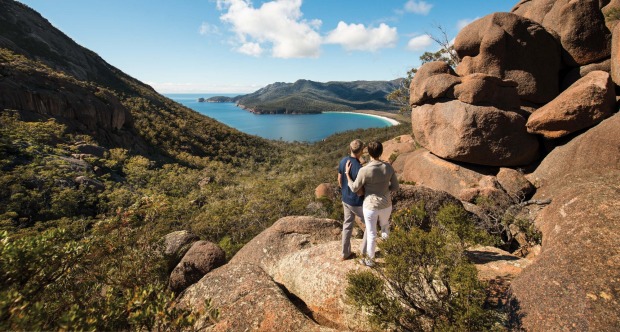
[
  {"xmin": 345, "ymin": 160, "xmax": 364, "ymax": 193},
  {"xmin": 338, "ymin": 173, "xmax": 343, "ymax": 188},
  {"xmin": 389, "ymin": 168, "xmax": 399, "ymax": 192}
]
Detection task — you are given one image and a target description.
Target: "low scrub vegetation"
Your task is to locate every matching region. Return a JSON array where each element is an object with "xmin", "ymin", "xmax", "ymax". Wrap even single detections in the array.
[{"xmin": 0, "ymin": 109, "xmax": 408, "ymax": 329}]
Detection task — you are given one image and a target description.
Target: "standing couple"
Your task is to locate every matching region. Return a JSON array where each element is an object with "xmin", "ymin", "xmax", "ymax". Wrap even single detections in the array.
[{"xmin": 338, "ymin": 139, "xmax": 399, "ymax": 266}]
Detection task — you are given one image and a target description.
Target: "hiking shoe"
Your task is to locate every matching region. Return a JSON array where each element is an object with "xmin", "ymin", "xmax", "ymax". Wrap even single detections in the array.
[
  {"xmin": 358, "ymin": 258, "xmax": 375, "ymax": 267},
  {"xmin": 341, "ymin": 252, "xmax": 356, "ymax": 261}
]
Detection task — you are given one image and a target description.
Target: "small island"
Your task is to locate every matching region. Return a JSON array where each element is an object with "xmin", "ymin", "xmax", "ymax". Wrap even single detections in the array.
[{"xmin": 199, "ymin": 96, "xmax": 235, "ymax": 103}]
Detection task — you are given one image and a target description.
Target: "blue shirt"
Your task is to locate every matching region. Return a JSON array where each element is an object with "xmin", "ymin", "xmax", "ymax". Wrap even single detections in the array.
[{"xmin": 338, "ymin": 156, "xmax": 364, "ymax": 206}]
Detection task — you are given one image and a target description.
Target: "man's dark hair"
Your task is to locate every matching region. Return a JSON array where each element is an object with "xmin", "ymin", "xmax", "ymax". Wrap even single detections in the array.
[{"xmin": 367, "ymin": 141, "xmax": 383, "ymax": 159}]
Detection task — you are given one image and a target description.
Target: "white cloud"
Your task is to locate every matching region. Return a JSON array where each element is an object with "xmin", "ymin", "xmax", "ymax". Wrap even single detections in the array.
[
  {"xmin": 217, "ymin": 0, "xmax": 322, "ymax": 58},
  {"xmin": 238, "ymin": 42, "xmax": 263, "ymax": 56},
  {"xmin": 456, "ymin": 17, "xmax": 479, "ymax": 31},
  {"xmin": 406, "ymin": 34, "xmax": 433, "ymax": 51},
  {"xmin": 404, "ymin": 0, "xmax": 432, "ymax": 15},
  {"xmin": 199, "ymin": 22, "xmax": 220, "ymax": 35},
  {"xmin": 324, "ymin": 22, "xmax": 398, "ymax": 52}
]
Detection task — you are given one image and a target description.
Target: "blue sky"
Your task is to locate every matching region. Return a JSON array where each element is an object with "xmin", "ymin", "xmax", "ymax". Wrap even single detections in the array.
[{"xmin": 19, "ymin": 0, "xmax": 514, "ymax": 93}]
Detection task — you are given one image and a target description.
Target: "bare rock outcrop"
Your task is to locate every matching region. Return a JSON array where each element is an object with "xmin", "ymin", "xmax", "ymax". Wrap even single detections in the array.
[
  {"xmin": 380, "ymin": 134, "xmax": 416, "ymax": 162},
  {"xmin": 466, "ymin": 246, "xmax": 532, "ymax": 281},
  {"xmin": 528, "ymin": 111, "xmax": 620, "ymax": 188},
  {"xmin": 411, "ymin": 100, "xmax": 539, "ymax": 166},
  {"xmin": 527, "ymin": 71, "xmax": 616, "ymax": 138},
  {"xmin": 510, "ymin": 171, "xmax": 620, "ymax": 331},
  {"xmin": 454, "ymin": 12, "xmax": 561, "ymax": 104},
  {"xmin": 512, "ymin": 0, "xmax": 611, "ymax": 66},
  {"xmin": 169, "ymin": 240, "xmax": 226, "ymax": 293},
  {"xmin": 270, "ymin": 240, "xmax": 372, "ymax": 331},
  {"xmin": 179, "ymin": 216, "xmax": 369, "ymax": 331},
  {"xmin": 0, "ymin": 74, "xmax": 130, "ymax": 131},
  {"xmin": 177, "ymin": 262, "xmax": 333, "ymax": 332},
  {"xmin": 230, "ymin": 216, "xmax": 341, "ymax": 269}
]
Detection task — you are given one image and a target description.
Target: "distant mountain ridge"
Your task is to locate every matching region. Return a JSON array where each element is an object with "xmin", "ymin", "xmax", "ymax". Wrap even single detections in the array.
[
  {"xmin": 206, "ymin": 79, "xmax": 403, "ymax": 114},
  {"xmin": 0, "ymin": 0, "xmax": 273, "ymax": 166}
]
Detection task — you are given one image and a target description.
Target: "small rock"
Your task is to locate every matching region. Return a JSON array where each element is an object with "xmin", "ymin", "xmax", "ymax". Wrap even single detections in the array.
[
  {"xmin": 497, "ymin": 168, "xmax": 535, "ymax": 200},
  {"xmin": 162, "ymin": 230, "xmax": 199, "ymax": 271},
  {"xmin": 169, "ymin": 240, "xmax": 226, "ymax": 293},
  {"xmin": 315, "ymin": 183, "xmax": 336, "ymax": 200}
]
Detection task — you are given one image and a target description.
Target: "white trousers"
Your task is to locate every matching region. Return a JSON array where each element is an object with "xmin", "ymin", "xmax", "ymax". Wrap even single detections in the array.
[{"xmin": 362, "ymin": 206, "xmax": 392, "ymax": 259}]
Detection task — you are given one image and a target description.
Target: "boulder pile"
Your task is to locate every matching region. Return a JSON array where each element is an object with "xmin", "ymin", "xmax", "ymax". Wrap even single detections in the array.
[{"xmin": 399, "ymin": 0, "xmax": 620, "ymax": 330}]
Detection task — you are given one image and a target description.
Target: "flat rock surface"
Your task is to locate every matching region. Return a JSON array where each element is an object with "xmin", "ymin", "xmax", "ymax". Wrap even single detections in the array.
[{"xmin": 510, "ymin": 171, "xmax": 620, "ymax": 331}]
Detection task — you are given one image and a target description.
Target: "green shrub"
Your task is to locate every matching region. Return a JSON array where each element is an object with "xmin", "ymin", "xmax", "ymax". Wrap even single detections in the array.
[{"xmin": 346, "ymin": 203, "xmax": 496, "ymax": 331}]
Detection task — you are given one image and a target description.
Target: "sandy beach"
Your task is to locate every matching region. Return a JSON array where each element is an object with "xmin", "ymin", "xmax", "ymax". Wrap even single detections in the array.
[{"xmin": 323, "ymin": 110, "xmax": 407, "ymax": 125}]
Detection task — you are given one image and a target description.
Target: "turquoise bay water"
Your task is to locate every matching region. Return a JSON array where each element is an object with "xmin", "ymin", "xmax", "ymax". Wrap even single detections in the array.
[{"xmin": 167, "ymin": 93, "xmax": 394, "ymax": 142}]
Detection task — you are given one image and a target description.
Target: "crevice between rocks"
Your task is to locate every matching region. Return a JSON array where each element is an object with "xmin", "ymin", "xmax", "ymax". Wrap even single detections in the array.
[{"xmin": 275, "ymin": 282, "xmax": 345, "ymax": 330}]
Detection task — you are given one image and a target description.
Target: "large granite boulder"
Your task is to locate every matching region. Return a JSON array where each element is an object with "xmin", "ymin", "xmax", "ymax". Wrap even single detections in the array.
[
  {"xmin": 230, "ymin": 216, "xmax": 341, "ymax": 269},
  {"xmin": 392, "ymin": 149, "xmax": 497, "ymax": 200},
  {"xmin": 528, "ymin": 112, "xmax": 620, "ymax": 188},
  {"xmin": 526, "ymin": 71, "xmax": 616, "ymax": 138},
  {"xmin": 410, "ymin": 62, "xmax": 520, "ymax": 110},
  {"xmin": 380, "ymin": 134, "xmax": 417, "ymax": 162},
  {"xmin": 178, "ymin": 263, "xmax": 333, "ymax": 331},
  {"xmin": 169, "ymin": 240, "xmax": 226, "ymax": 293},
  {"xmin": 411, "ymin": 100, "xmax": 539, "ymax": 166},
  {"xmin": 453, "ymin": 73, "xmax": 520, "ymax": 110},
  {"xmin": 162, "ymin": 230, "xmax": 199, "ymax": 272},
  {"xmin": 229, "ymin": 216, "xmax": 372, "ymax": 330},
  {"xmin": 510, "ymin": 171, "xmax": 620, "ymax": 331},
  {"xmin": 454, "ymin": 12, "xmax": 561, "ymax": 104},
  {"xmin": 409, "ymin": 61, "xmax": 460, "ymax": 105},
  {"xmin": 512, "ymin": 0, "xmax": 611, "ymax": 66},
  {"xmin": 270, "ymin": 240, "xmax": 373, "ymax": 331}
]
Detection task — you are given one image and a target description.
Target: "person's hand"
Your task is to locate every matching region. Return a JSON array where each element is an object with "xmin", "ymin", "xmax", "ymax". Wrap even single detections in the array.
[{"xmin": 345, "ymin": 160, "xmax": 352, "ymax": 175}]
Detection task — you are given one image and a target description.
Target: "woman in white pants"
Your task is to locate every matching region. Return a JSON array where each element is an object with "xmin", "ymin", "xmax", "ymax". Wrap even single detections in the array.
[{"xmin": 345, "ymin": 141, "xmax": 399, "ymax": 266}]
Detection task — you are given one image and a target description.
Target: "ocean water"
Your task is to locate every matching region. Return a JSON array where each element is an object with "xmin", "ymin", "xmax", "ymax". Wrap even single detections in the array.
[{"xmin": 166, "ymin": 93, "xmax": 394, "ymax": 142}]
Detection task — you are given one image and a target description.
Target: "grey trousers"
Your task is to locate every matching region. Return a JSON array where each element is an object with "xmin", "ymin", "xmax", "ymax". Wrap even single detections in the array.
[{"xmin": 342, "ymin": 202, "xmax": 365, "ymax": 258}]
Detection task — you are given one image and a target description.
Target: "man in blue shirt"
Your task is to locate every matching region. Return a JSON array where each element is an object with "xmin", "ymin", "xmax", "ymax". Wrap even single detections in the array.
[{"xmin": 338, "ymin": 139, "xmax": 365, "ymax": 260}]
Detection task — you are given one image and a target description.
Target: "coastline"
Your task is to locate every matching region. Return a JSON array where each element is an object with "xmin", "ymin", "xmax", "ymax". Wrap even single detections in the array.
[{"xmin": 323, "ymin": 110, "xmax": 406, "ymax": 126}]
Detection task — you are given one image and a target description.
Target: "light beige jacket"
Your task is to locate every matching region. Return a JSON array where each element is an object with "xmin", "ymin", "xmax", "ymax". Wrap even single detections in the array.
[{"xmin": 348, "ymin": 160, "xmax": 399, "ymax": 210}]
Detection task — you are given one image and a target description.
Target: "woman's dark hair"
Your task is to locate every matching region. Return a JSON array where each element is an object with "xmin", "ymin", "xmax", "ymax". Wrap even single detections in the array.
[{"xmin": 367, "ymin": 141, "xmax": 383, "ymax": 159}]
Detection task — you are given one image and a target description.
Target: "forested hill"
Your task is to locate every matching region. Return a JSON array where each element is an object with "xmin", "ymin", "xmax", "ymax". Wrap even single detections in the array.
[
  {"xmin": 228, "ymin": 79, "xmax": 403, "ymax": 114},
  {"xmin": 0, "ymin": 0, "xmax": 274, "ymax": 167}
]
